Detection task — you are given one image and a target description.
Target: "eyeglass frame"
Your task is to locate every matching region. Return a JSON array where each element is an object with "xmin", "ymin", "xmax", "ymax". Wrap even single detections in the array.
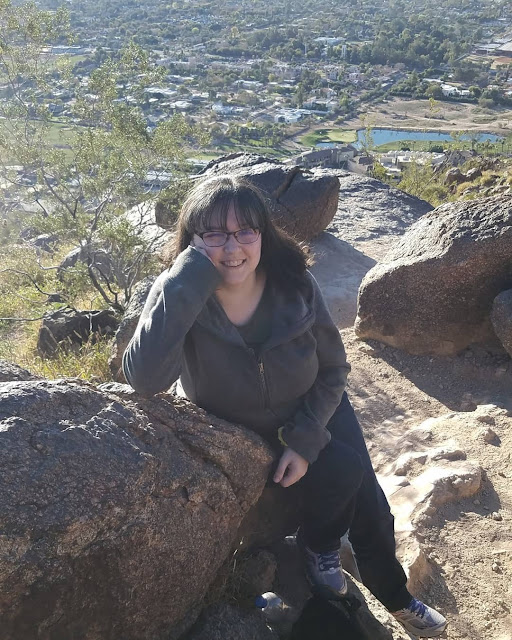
[{"xmin": 195, "ymin": 227, "xmax": 261, "ymax": 247}]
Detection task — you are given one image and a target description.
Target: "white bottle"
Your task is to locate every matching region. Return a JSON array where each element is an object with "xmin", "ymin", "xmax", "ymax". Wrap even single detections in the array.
[{"xmin": 255, "ymin": 592, "xmax": 297, "ymax": 636}]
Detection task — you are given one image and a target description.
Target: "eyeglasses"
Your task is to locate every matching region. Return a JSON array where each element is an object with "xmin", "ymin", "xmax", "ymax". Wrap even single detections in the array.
[{"xmin": 197, "ymin": 228, "xmax": 261, "ymax": 247}]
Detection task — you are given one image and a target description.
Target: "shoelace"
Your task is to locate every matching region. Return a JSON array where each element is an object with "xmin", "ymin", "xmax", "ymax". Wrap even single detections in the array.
[
  {"xmin": 408, "ymin": 598, "xmax": 427, "ymax": 618},
  {"xmin": 317, "ymin": 550, "xmax": 341, "ymax": 572}
]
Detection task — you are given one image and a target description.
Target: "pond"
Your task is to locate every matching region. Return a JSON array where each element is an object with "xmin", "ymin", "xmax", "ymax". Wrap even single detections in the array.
[{"xmin": 316, "ymin": 128, "xmax": 504, "ymax": 149}]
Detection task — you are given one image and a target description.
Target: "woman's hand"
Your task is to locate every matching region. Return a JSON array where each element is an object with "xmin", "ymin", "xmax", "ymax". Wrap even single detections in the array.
[
  {"xmin": 273, "ymin": 447, "xmax": 309, "ymax": 488},
  {"xmin": 190, "ymin": 235, "xmax": 214, "ymax": 263}
]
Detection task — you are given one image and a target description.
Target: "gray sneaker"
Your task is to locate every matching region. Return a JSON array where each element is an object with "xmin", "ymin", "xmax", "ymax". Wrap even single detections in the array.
[
  {"xmin": 297, "ymin": 531, "xmax": 348, "ymax": 598},
  {"xmin": 392, "ymin": 598, "xmax": 447, "ymax": 637}
]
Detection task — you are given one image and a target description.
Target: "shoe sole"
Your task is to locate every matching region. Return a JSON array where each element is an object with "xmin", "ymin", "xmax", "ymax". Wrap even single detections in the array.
[{"xmin": 396, "ymin": 619, "xmax": 447, "ymax": 638}]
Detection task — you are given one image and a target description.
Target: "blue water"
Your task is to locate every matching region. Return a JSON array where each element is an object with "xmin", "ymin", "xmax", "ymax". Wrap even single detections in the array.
[{"xmin": 316, "ymin": 128, "xmax": 503, "ymax": 149}]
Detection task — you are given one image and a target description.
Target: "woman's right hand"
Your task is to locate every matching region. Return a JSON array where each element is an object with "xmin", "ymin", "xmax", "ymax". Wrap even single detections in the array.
[{"xmin": 190, "ymin": 237, "xmax": 214, "ymax": 263}]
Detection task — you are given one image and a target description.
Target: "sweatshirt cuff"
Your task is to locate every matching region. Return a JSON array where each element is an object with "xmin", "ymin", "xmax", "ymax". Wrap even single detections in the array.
[
  {"xmin": 169, "ymin": 246, "xmax": 223, "ymax": 300},
  {"xmin": 279, "ymin": 422, "xmax": 331, "ymax": 464}
]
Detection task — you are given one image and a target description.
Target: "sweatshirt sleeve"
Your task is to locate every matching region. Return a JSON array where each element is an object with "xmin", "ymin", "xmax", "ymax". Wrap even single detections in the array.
[
  {"xmin": 278, "ymin": 272, "xmax": 351, "ymax": 463},
  {"xmin": 122, "ymin": 246, "xmax": 222, "ymax": 397}
]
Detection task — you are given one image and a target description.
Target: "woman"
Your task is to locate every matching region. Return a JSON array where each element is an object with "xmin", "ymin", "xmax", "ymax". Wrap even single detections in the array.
[{"xmin": 123, "ymin": 175, "xmax": 446, "ymax": 638}]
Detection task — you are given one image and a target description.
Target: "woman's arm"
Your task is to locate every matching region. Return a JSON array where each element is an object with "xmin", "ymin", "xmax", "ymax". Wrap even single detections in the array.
[
  {"xmin": 122, "ymin": 246, "xmax": 222, "ymax": 397},
  {"xmin": 278, "ymin": 273, "xmax": 351, "ymax": 464}
]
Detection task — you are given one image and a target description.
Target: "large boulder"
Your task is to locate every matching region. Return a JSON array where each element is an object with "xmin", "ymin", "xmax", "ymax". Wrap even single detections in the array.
[
  {"xmin": 38, "ymin": 307, "xmax": 119, "ymax": 357},
  {"xmin": 355, "ymin": 195, "xmax": 512, "ymax": 355},
  {"xmin": 491, "ymin": 288, "xmax": 512, "ymax": 357},
  {"xmin": 57, "ymin": 246, "xmax": 115, "ymax": 282},
  {"xmin": 0, "ymin": 379, "xmax": 274, "ymax": 640},
  {"xmin": 157, "ymin": 153, "xmax": 340, "ymax": 242}
]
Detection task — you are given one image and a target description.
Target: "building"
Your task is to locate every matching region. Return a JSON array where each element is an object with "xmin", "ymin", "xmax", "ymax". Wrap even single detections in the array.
[
  {"xmin": 495, "ymin": 41, "xmax": 512, "ymax": 56},
  {"xmin": 274, "ymin": 109, "xmax": 304, "ymax": 124},
  {"xmin": 441, "ymin": 84, "xmax": 470, "ymax": 98},
  {"xmin": 378, "ymin": 150, "xmax": 446, "ymax": 176},
  {"xmin": 347, "ymin": 154, "xmax": 373, "ymax": 174},
  {"xmin": 287, "ymin": 145, "xmax": 356, "ymax": 169}
]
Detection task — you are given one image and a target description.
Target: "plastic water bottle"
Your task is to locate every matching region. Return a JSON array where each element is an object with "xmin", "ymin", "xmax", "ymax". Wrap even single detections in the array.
[{"xmin": 255, "ymin": 592, "xmax": 297, "ymax": 636}]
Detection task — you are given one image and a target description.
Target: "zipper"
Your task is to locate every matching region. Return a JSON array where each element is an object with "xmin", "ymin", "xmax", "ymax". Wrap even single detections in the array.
[
  {"xmin": 258, "ymin": 356, "xmax": 270, "ymax": 409},
  {"xmin": 249, "ymin": 348, "xmax": 269, "ymax": 409}
]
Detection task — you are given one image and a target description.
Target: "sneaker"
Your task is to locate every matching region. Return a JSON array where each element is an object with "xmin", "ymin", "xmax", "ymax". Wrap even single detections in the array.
[
  {"xmin": 296, "ymin": 530, "xmax": 348, "ymax": 598},
  {"xmin": 392, "ymin": 598, "xmax": 447, "ymax": 637}
]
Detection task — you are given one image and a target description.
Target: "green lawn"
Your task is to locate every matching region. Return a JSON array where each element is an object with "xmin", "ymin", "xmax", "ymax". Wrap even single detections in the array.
[
  {"xmin": 46, "ymin": 121, "xmax": 76, "ymax": 146},
  {"xmin": 299, "ymin": 128, "xmax": 357, "ymax": 147}
]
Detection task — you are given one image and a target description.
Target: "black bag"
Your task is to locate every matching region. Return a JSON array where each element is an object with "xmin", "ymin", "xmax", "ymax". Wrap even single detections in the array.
[{"xmin": 289, "ymin": 594, "xmax": 368, "ymax": 640}]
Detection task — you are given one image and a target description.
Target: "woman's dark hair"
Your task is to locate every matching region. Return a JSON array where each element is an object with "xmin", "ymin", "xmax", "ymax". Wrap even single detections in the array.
[{"xmin": 169, "ymin": 175, "xmax": 312, "ymax": 292}]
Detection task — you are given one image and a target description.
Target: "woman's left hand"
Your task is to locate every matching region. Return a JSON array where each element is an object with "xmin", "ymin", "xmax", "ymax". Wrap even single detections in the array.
[{"xmin": 273, "ymin": 447, "xmax": 309, "ymax": 487}]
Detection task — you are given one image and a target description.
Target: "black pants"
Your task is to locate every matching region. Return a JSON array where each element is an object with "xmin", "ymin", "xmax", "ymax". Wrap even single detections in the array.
[{"xmin": 298, "ymin": 392, "xmax": 412, "ymax": 612}]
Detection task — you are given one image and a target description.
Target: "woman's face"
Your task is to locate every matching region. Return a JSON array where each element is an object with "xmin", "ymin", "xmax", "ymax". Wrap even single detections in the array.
[{"xmin": 193, "ymin": 204, "xmax": 262, "ymax": 290}]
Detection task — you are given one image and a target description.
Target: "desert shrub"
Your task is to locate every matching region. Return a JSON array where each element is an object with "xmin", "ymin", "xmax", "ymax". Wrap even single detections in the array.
[{"xmin": 455, "ymin": 181, "xmax": 475, "ymax": 196}]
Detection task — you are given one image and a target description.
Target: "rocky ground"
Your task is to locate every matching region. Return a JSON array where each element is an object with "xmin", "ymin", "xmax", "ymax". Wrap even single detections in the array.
[{"xmin": 304, "ymin": 191, "xmax": 512, "ymax": 640}]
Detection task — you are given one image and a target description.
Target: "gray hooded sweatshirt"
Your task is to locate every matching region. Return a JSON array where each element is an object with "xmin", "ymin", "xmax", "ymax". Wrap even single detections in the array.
[{"xmin": 122, "ymin": 246, "xmax": 350, "ymax": 463}]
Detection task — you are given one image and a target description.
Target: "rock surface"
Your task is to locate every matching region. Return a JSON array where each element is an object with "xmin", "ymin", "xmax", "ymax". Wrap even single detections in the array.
[
  {"xmin": 0, "ymin": 360, "xmax": 40, "ymax": 382},
  {"xmin": 38, "ymin": 307, "xmax": 119, "ymax": 357},
  {"xmin": 57, "ymin": 245, "xmax": 115, "ymax": 282},
  {"xmin": 0, "ymin": 379, "xmax": 274, "ymax": 640},
  {"xmin": 170, "ymin": 153, "xmax": 340, "ymax": 241},
  {"xmin": 185, "ymin": 603, "xmax": 278, "ymax": 640},
  {"xmin": 309, "ymin": 233, "xmax": 376, "ymax": 328},
  {"xmin": 355, "ymin": 195, "xmax": 512, "ymax": 355},
  {"xmin": 491, "ymin": 288, "xmax": 512, "ymax": 358},
  {"xmin": 109, "ymin": 276, "xmax": 156, "ymax": 381},
  {"xmin": 326, "ymin": 170, "xmax": 433, "ymax": 260}
]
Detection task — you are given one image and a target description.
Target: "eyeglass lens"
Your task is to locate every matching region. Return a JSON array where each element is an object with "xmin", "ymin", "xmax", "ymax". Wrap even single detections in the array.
[{"xmin": 201, "ymin": 228, "xmax": 260, "ymax": 246}]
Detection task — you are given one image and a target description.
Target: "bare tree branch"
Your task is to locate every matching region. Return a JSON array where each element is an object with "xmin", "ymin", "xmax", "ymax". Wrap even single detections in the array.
[
  {"xmin": 0, "ymin": 315, "xmax": 46, "ymax": 321},
  {"xmin": 86, "ymin": 262, "xmax": 123, "ymax": 312},
  {"xmin": 0, "ymin": 268, "xmax": 58, "ymax": 297}
]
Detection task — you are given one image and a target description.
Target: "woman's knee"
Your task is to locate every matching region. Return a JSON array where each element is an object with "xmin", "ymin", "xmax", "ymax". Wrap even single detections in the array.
[{"xmin": 308, "ymin": 440, "xmax": 365, "ymax": 494}]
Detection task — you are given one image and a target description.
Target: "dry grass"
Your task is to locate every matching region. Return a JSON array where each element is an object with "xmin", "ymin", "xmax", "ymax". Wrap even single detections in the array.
[
  {"xmin": 0, "ymin": 319, "xmax": 113, "ymax": 382},
  {"xmin": 0, "ymin": 242, "xmax": 114, "ymax": 382}
]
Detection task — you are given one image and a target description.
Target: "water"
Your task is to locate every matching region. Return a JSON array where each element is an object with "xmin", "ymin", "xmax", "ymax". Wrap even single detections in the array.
[
  {"xmin": 316, "ymin": 128, "xmax": 503, "ymax": 149},
  {"xmin": 356, "ymin": 128, "xmax": 503, "ymax": 149}
]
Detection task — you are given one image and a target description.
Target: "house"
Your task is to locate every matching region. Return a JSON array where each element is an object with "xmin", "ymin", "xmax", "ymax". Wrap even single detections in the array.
[
  {"xmin": 379, "ymin": 150, "xmax": 446, "ymax": 173},
  {"xmin": 495, "ymin": 41, "xmax": 512, "ymax": 56},
  {"xmin": 347, "ymin": 154, "xmax": 373, "ymax": 174},
  {"xmin": 211, "ymin": 103, "xmax": 244, "ymax": 115},
  {"xmin": 170, "ymin": 100, "xmax": 193, "ymax": 111},
  {"xmin": 324, "ymin": 66, "xmax": 342, "ymax": 81},
  {"xmin": 274, "ymin": 110, "xmax": 303, "ymax": 124}
]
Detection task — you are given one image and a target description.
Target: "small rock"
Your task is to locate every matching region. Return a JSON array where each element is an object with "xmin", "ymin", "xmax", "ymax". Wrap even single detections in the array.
[
  {"xmin": 492, "ymin": 562, "xmax": 502, "ymax": 573},
  {"xmin": 473, "ymin": 499, "xmax": 481, "ymax": 505},
  {"xmin": 490, "ymin": 512, "xmax": 503, "ymax": 521},
  {"xmin": 476, "ymin": 414, "xmax": 495, "ymax": 426},
  {"xmin": 478, "ymin": 427, "xmax": 498, "ymax": 443},
  {"xmin": 357, "ymin": 343, "xmax": 378, "ymax": 355}
]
